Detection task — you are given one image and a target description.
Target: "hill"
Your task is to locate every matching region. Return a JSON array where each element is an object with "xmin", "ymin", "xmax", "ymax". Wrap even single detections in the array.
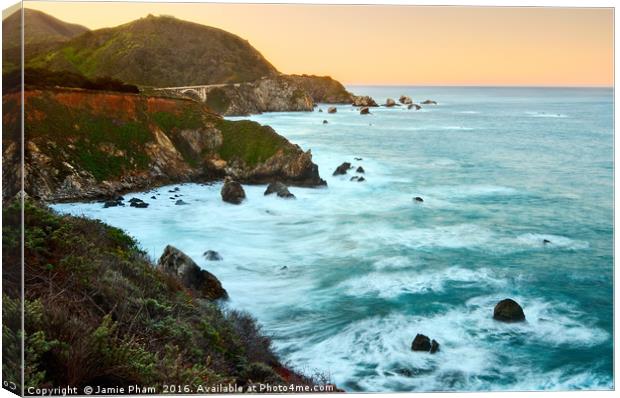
[
  {"xmin": 2, "ymin": 8, "xmax": 88, "ymax": 48},
  {"xmin": 29, "ymin": 14, "xmax": 278, "ymax": 87},
  {"xmin": 2, "ymin": 200, "xmax": 323, "ymax": 392},
  {"xmin": 2, "ymin": 8, "xmax": 89, "ymax": 72}
]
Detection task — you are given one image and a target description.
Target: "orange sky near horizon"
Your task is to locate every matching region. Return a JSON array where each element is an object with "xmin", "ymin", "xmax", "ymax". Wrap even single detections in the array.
[{"xmin": 21, "ymin": 1, "xmax": 614, "ymax": 86}]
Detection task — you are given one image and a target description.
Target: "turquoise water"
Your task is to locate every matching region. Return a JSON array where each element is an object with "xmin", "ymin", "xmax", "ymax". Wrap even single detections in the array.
[{"xmin": 53, "ymin": 86, "xmax": 613, "ymax": 392}]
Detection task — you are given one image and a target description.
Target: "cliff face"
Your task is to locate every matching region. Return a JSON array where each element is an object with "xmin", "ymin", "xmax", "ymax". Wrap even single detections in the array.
[
  {"xmin": 286, "ymin": 74, "xmax": 354, "ymax": 104},
  {"xmin": 201, "ymin": 76, "xmax": 315, "ymax": 116},
  {"xmin": 162, "ymin": 75, "xmax": 354, "ymax": 116},
  {"xmin": 2, "ymin": 88, "xmax": 325, "ymax": 202}
]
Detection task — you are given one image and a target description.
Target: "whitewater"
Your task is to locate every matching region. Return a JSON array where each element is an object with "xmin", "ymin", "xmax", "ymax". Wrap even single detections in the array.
[{"xmin": 52, "ymin": 86, "xmax": 613, "ymax": 392}]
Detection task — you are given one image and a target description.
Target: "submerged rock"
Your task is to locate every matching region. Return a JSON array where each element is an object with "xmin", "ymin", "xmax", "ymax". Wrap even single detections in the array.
[
  {"xmin": 350, "ymin": 176, "xmax": 366, "ymax": 182},
  {"xmin": 103, "ymin": 197, "xmax": 124, "ymax": 208},
  {"xmin": 360, "ymin": 107, "xmax": 370, "ymax": 115},
  {"xmin": 158, "ymin": 245, "xmax": 228, "ymax": 300},
  {"xmin": 203, "ymin": 250, "xmax": 223, "ymax": 261},
  {"xmin": 221, "ymin": 178, "xmax": 246, "ymax": 205},
  {"xmin": 543, "ymin": 239, "xmax": 551, "ymax": 245},
  {"xmin": 385, "ymin": 98, "xmax": 396, "ymax": 107},
  {"xmin": 356, "ymin": 166, "xmax": 365, "ymax": 173},
  {"xmin": 421, "ymin": 99, "xmax": 437, "ymax": 105},
  {"xmin": 318, "ymin": 108, "xmax": 323, "ymax": 112},
  {"xmin": 175, "ymin": 199, "xmax": 189, "ymax": 205},
  {"xmin": 264, "ymin": 182, "xmax": 295, "ymax": 198},
  {"xmin": 128, "ymin": 198, "xmax": 149, "ymax": 208},
  {"xmin": 333, "ymin": 162, "xmax": 352, "ymax": 176},
  {"xmin": 327, "ymin": 106, "xmax": 337, "ymax": 114},
  {"xmin": 493, "ymin": 298, "xmax": 525, "ymax": 322},
  {"xmin": 408, "ymin": 103, "xmax": 422, "ymax": 110},
  {"xmin": 354, "ymin": 157, "xmax": 363, "ymax": 161},
  {"xmin": 411, "ymin": 334, "xmax": 440, "ymax": 354},
  {"xmin": 323, "ymin": 120, "xmax": 329, "ymax": 124}
]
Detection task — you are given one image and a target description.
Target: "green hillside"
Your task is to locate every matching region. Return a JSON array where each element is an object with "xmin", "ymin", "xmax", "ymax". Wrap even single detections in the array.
[{"xmin": 30, "ymin": 14, "xmax": 278, "ymax": 87}]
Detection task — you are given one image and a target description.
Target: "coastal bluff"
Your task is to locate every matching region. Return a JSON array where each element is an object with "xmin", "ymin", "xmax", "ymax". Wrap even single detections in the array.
[
  {"xmin": 154, "ymin": 74, "xmax": 355, "ymax": 116},
  {"xmin": 2, "ymin": 88, "xmax": 326, "ymax": 202}
]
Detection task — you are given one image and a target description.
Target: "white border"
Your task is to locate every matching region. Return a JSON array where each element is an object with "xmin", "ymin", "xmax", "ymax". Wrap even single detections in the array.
[{"xmin": 0, "ymin": 1, "xmax": 616, "ymax": 398}]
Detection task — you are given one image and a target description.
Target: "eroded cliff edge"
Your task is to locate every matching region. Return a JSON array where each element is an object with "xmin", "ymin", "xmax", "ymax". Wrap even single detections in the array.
[
  {"xmin": 154, "ymin": 74, "xmax": 355, "ymax": 116},
  {"xmin": 2, "ymin": 88, "xmax": 326, "ymax": 202}
]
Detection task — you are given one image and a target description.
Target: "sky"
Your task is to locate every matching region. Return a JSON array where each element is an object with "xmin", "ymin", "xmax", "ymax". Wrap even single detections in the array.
[{"xmin": 19, "ymin": 1, "xmax": 615, "ymax": 86}]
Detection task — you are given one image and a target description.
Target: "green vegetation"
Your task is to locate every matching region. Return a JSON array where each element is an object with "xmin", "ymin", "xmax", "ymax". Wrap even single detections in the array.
[
  {"xmin": 2, "ymin": 8, "xmax": 89, "ymax": 50},
  {"xmin": 2, "ymin": 201, "xmax": 317, "ymax": 391},
  {"xmin": 29, "ymin": 14, "xmax": 278, "ymax": 86},
  {"xmin": 26, "ymin": 94, "xmax": 151, "ymax": 181},
  {"xmin": 3, "ymin": 68, "xmax": 139, "ymax": 95},
  {"xmin": 216, "ymin": 119, "xmax": 292, "ymax": 167}
]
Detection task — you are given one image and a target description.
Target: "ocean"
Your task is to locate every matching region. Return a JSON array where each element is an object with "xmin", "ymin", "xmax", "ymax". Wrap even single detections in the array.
[{"xmin": 52, "ymin": 86, "xmax": 614, "ymax": 392}]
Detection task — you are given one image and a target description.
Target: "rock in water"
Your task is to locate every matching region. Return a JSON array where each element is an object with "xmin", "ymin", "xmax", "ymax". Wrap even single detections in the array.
[
  {"xmin": 430, "ymin": 339, "xmax": 440, "ymax": 353},
  {"xmin": 129, "ymin": 198, "xmax": 149, "ymax": 208},
  {"xmin": 327, "ymin": 106, "xmax": 337, "ymax": 114},
  {"xmin": 264, "ymin": 182, "xmax": 295, "ymax": 198},
  {"xmin": 386, "ymin": 98, "xmax": 396, "ymax": 107},
  {"xmin": 323, "ymin": 120, "xmax": 329, "ymax": 124},
  {"xmin": 157, "ymin": 245, "xmax": 228, "ymax": 300},
  {"xmin": 408, "ymin": 103, "xmax": 422, "ymax": 110},
  {"xmin": 543, "ymin": 239, "xmax": 551, "ymax": 245},
  {"xmin": 411, "ymin": 334, "xmax": 440, "ymax": 353},
  {"xmin": 333, "ymin": 162, "xmax": 352, "ymax": 176},
  {"xmin": 356, "ymin": 166, "xmax": 365, "ymax": 173},
  {"xmin": 318, "ymin": 108, "xmax": 323, "ymax": 112},
  {"xmin": 352, "ymin": 95, "xmax": 378, "ymax": 107},
  {"xmin": 493, "ymin": 298, "xmax": 526, "ymax": 322},
  {"xmin": 221, "ymin": 178, "xmax": 246, "ymax": 204},
  {"xmin": 414, "ymin": 196, "xmax": 424, "ymax": 202},
  {"xmin": 175, "ymin": 199, "xmax": 189, "ymax": 205},
  {"xmin": 421, "ymin": 99, "xmax": 437, "ymax": 105},
  {"xmin": 203, "ymin": 250, "xmax": 223, "ymax": 261},
  {"xmin": 360, "ymin": 107, "xmax": 370, "ymax": 115},
  {"xmin": 103, "ymin": 197, "xmax": 124, "ymax": 208},
  {"xmin": 399, "ymin": 95, "xmax": 413, "ymax": 105}
]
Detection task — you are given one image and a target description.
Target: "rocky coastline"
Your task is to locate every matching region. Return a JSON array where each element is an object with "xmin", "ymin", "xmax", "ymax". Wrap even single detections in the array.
[
  {"xmin": 156, "ymin": 74, "xmax": 355, "ymax": 116},
  {"xmin": 2, "ymin": 88, "xmax": 326, "ymax": 203}
]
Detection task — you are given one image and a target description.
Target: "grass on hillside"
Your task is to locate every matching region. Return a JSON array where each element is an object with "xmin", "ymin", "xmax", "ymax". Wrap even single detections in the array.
[{"xmin": 2, "ymin": 201, "xmax": 314, "ymax": 391}]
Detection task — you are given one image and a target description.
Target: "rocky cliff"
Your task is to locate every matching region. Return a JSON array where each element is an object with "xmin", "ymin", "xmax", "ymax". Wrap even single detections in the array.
[
  {"xmin": 2, "ymin": 88, "xmax": 325, "ymax": 202},
  {"xmin": 159, "ymin": 74, "xmax": 354, "ymax": 116},
  {"xmin": 286, "ymin": 74, "xmax": 354, "ymax": 104}
]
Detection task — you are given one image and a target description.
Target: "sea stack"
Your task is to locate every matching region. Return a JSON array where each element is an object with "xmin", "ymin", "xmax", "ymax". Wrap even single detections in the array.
[
  {"xmin": 493, "ymin": 298, "xmax": 526, "ymax": 322},
  {"xmin": 221, "ymin": 177, "xmax": 246, "ymax": 204}
]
